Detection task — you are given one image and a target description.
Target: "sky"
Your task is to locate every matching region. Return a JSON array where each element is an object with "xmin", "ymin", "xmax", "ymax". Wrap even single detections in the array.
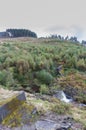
[{"xmin": 0, "ymin": 0, "xmax": 86, "ymax": 41}]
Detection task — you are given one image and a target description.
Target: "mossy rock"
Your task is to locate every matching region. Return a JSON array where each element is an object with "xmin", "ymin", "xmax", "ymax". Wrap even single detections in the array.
[{"xmin": 0, "ymin": 91, "xmax": 36, "ymax": 127}]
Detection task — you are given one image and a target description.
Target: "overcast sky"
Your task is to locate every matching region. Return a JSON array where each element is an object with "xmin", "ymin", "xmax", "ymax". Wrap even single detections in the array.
[{"xmin": 0, "ymin": 0, "xmax": 86, "ymax": 41}]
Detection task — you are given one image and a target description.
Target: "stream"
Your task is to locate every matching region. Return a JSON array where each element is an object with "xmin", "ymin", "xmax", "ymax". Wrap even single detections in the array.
[
  {"xmin": 53, "ymin": 90, "xmax": 86, "ymax": 108},
  {"xmin": 0, "ymin": 90, "xmax": 84, "ymax": 130},
  {"xmin": 53, "ymin": 90, "xmax": 73, "ymax": 103}
]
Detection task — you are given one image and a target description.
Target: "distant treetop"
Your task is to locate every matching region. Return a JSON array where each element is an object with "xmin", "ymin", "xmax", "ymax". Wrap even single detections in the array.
[
  {"xmin": 6, "ymin": 29, "xmax": 37, "ymax": 38},
  {"xmin": 49, "ymin": 34, "xmax": 79, "ymax": 43}
]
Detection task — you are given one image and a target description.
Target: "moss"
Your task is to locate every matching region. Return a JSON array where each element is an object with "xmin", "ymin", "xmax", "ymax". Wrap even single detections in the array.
[
  {"xmin": 70, "ymin": 105, "xmax": 86, "ymax": 127},
  {"xmin": 0, "ymin": 93, "xmax": 19, "ymax": 106},
  {"xmin": 2, "ymin": 102, "xmax": 36, "ymax": 127},
  {"xmin": 0, "ymin": 92, "xmax": 36, "ymax": 127}
]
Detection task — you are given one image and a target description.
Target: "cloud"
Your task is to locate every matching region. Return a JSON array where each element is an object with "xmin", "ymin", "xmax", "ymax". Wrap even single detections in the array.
[{"xmin": 45, "ymin": 25, "xmax": 67, "ymax": 32}]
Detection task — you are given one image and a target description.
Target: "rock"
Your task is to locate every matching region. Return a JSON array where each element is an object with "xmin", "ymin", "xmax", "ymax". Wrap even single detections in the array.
[
  {"xmin": 35, "ymin": 120, "xmax": 72, "ymax": 130},
  {"xmin": 1, "ymin": 91, "xmax": 37, "ymax": 127},
  {"xmin": 79, "ymin": 103, "xmax": 86, "ymax": 107},
  {"xmin": 64, "ymin": 86, "xmax": 78, "ymax": 99},
  {"xmin": 35, "ymin": 120, "xmax": 60, "ymax": 130},
  {"xmin": 0, "ymin": 125, "xmax": 11, "ymax": 130},
  {"xmin": 12, "ymin": 125, "xmax": 36, "ymax": 130},
  {"xmin": 61, "ymin": 122, "xmax": 72, "ymax": 129},
  {"xmin": 0, "ymin": 91, "xmax": 26, "ymax": 122},
  {"xmin": 71, "ymin": 123, "xmax": 83, "ymax": 130},
  {"xmin": 0, "ymin": 90, "xmax": 38, "ymax": 127},
  {"xmin": 56, "ymin": 65, "xmax": 63, "ymax": 76}
]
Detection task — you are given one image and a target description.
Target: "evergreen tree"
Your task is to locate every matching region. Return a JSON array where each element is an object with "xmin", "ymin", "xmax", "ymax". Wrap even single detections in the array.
[{"xmin": 6, "ymin": 29, "xmax": 37, "ymax": 38}]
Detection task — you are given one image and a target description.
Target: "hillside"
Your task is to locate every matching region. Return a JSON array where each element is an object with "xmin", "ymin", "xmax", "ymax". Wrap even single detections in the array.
[
  {"xmin": 0, "ymin": 38, "xmax": 86, "ymax": 100},
  {"xmin": 0, "ymin": 37, "xmax": 86, "ymax": 129}
]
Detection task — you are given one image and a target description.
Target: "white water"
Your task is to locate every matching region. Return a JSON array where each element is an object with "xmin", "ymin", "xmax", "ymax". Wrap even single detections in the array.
[
  {"xmin": 79, "ymin": 103, "xmax": 86, "ymax": 107},
  {"xmin": 60, "ymin": 91, "xmax": 72, "ymax": 103},
  {"xmin": 54, "ymin": 91, "xmax": 73, "ymax": 103}
]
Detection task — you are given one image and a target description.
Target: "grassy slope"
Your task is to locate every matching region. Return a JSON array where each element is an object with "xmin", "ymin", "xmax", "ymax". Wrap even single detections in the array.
[
  {"xmin": 0, "ymin": 37, "xmax": 86, "ymax": 127},
  {"xmin": 26, "ymin": 93, "xmax": 86, "ymax": 127},
  {"xmin": 0, "ymin": 38, "xmax": 86, "ymax": 96}
]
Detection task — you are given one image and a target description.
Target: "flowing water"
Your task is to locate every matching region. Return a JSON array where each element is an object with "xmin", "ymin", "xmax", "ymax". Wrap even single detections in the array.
[{"xmin": 54, "ymin": 91, "xmax": 73, "ymax": 103}]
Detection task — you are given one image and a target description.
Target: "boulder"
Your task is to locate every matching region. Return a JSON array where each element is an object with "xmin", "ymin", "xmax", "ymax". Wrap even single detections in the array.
[
  {"xmin": 35, "ymin": 120, "xmax": 59, "ymax": 130},
  {"xmin": 0, "ymin": 91, "xmax": 26, "ymax": 123},
  {"xmin": 35, "ymin": 120, "xmax": 72, "ymax": 130}
]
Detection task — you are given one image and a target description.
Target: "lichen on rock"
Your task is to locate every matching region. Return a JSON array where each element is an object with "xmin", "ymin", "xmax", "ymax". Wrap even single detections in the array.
[
  {"xmin": 0, "ymin": 91, "xmax": 36, "ymax": 127},
  {"xmin": 2, "ymin": 102, "xmax": 36, "ymax": 127}
]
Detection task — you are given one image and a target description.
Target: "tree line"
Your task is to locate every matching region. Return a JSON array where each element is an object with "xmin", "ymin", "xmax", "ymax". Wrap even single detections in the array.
[
  {"xmin": 6, "ymin": 29, "xmax": 37, "ymax": 38},
  {"xmin": 48, "ymin": 34, "xmax": 79, "ymax": 43},
  {"xmin": 48, "ymin": 34, "xmax": 86, "ymax": 44}
]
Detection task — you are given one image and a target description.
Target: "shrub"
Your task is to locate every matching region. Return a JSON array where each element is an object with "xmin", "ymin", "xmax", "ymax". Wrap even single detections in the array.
[
  {"xmin": 16, "ymin": 59, "xmax": 29, "ymax": 74},
  {"xmin": 0, "ymin": 70, "xmax": 15, "ymax": 88},
  {"xmin": 36, "ymin": 70, "xmax": 54, "ymax": 85},
  {"xmin": 40, "ymin": 84, "xmax": 50, "ymax": 94},
  {"xmin": 77, "ymin": 59, "xmax": 86, "ymax": 71}
]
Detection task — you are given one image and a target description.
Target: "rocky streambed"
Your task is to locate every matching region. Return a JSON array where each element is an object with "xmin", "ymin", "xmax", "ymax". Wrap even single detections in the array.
[
  {"xmin": 0, "ymin": 114, "xmax": 83, "ymax": 130},
  {"xmin": 0, "ymin": 88, "xmax": 85, "ymax": 130}
]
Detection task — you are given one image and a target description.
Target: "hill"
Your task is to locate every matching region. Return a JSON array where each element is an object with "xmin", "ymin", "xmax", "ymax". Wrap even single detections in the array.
[
  {"xmin": 0, "ymin": 37, "xmax": 86, "ymax": 129},
  {"xmin": 0, "ymin": 37, "xmax": 86, "ymax": 102}
]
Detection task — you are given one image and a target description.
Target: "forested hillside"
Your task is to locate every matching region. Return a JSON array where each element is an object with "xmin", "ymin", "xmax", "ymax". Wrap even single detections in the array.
[{"xmin": 0, "ymin": 38, "xmax": 86, "ymax": 103}]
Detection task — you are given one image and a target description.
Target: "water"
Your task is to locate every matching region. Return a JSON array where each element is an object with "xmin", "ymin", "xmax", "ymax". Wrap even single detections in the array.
[
  {"xmin": 61, "ymin": 91, "xmax": 73, "ymax": 103},
  {"xmin": 79, "ymin": 103, "xmax": 86, "ymax": 107},
  {"xmin": 54, "ymin": 91, "xmax": 73, "ymax": 103}
]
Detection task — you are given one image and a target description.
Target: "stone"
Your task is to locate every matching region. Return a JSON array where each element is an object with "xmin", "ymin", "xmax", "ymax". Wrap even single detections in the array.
[
  {"xmin": 61, "ymin": 122, "xmax": 72, "ymax": 129},
  {"xmin": 0, "ymin": 91, "xmax": 26, "ymax": 123},
  {"xmin": 0, "ymin": 125, "xmax": 11, "ymax": 130},
  {"xmin": 12, "ymin": 125, "xmax": 36, "ymax": 130},
  {"xmin": 35, "ymin": 120, "xmax": 61, "ymax": 130},
  {"xmin": 1, "ymin": 91, "xmax": 37, "ymax": 127}
]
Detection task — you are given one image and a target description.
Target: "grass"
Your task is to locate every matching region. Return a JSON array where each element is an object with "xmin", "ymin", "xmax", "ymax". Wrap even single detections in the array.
[
  {"xmin": 0, "ymin": 37, "xmax": 86, "ymax": 102},
  {"xmin": 26, "ymin": 92, "xmax": 86, "ymax": 127},
  {"xmin": 0, "ymin": 37, "xmax": 86, "ymax": 128},
  {"xmin": 70, "ymin": 105, "xmax": 86, "ymax": 127}
]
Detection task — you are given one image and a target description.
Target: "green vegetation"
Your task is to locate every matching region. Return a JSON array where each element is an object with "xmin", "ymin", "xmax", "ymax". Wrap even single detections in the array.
[
  {"xmin": 27, "ymin": 93, "xmax": 86, "ymax": 127},
  {"xmin": 0, "ymin": 38, "xmax": 86, "ymax": 103},
  {"xmin": 0, "ymin": 38, "xmax": 86, "ymax": 128}
]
